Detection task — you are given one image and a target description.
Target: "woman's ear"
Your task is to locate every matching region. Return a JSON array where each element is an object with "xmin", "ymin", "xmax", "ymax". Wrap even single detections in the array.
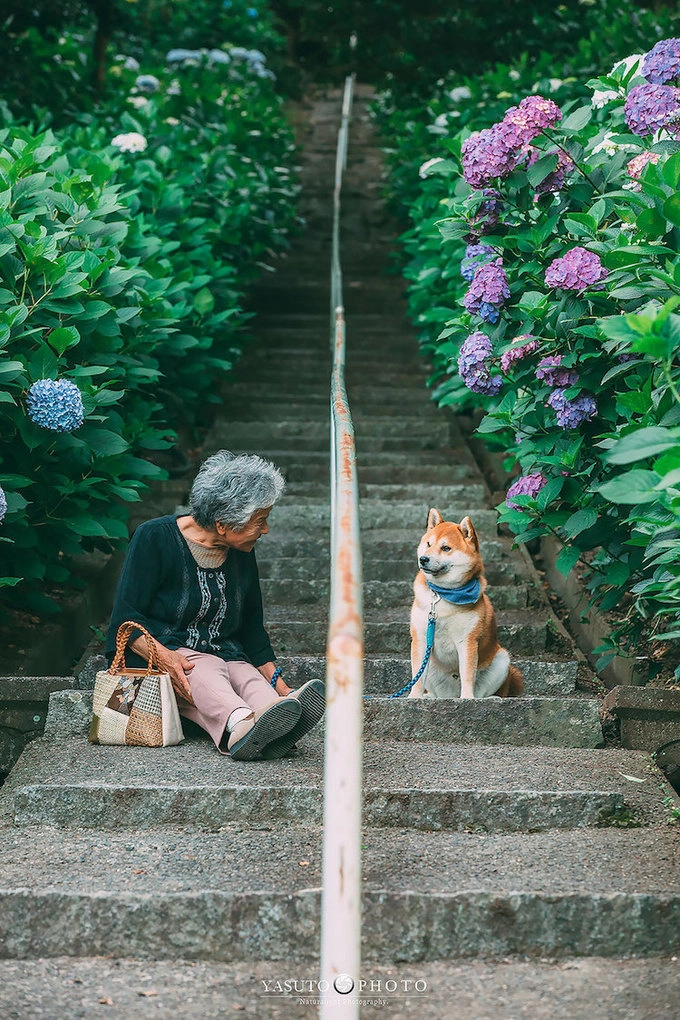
[{"xmin": 427, "ymin": 507, "xmax": 443, "ymax": 531}]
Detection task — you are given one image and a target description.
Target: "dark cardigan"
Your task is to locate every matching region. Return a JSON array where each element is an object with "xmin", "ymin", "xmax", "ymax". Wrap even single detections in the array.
[{"xmin": 105, "ymin": 514, "xmax": 275, "ymax": 668}]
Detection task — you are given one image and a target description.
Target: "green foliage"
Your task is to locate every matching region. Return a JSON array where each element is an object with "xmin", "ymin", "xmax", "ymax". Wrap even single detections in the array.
[
  {"xmin": 0, "ymin": 12, "xmax": 298, "ymax": 608},
  {"xmin": 379, "ymin": 15, "xmax": 680, "ymax": 658}
]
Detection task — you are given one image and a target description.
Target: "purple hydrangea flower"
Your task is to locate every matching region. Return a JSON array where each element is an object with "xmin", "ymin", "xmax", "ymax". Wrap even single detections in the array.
[
  {"xmin": 536, "ymin": 355, "xmax": 579, "ymax": 387},
  {"xmin": 0, "ymin": 484, "xmax": 6, "ymax": 524},
  {"xmin": 460, "ymin": 243, "xmax": 496, "ymax": 282},
  {"xmin": 461, "ymin": 121, "xmax": 524, "ymax": 188},
  {"xmin": 530, "ymin": 147, "xmax": 574, "ymax": 194},
  {"xmin": 463, "ymin": 259, "xmax": 510, "ymax": 323},
  {"xmin": 544, "ymin": 247, "xmax": 608, "ymax": 291},
  {"xmin": 627, "ymin": 150, "xmax": 662, "ymax": 179},
  {"xmin": 27, "ymin": 379, "xmax": 84, "ymax": 432},
  {"xmin": 506, "ymin": 473, "xmax": 547, "ymax": 509},
  {"xmin": 642, "ymin": 39, "xmax": 680, "ymax": 85},
  {"xmin": 504, "ymin": 95, "xmax": 562, "ymax": 143},
  {"xmin": 458, "ymin": 331, "xmax": 503, "ymax": 395},
  {"xmin": 500, "ymin": 335, "xmax": 539, "ymax": 373},
  {"xmin": 547, "ymin": 389, "xmax": 597, "ymax": 429},
  {"xmin": 624, "ymin": 83, "xmax": 680, "ymax": 137}
]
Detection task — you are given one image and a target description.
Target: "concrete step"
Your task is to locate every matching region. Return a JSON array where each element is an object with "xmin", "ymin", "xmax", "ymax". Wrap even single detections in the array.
[
  {"xmin": 266, "ymin": 610, "xmax": 545, "ymax": 656},
  {"xmin": 280, "ymin": 482, "xmax": 487, "ymax": 503},
  {"xmin": 0, "ymin": 824, "xmax": 676, "ymax": 960},
  {"xmin": 276, "ymin": 654, "xmax": 577, "ymax": 696},
  {"xmin": 266, "ymin": 505, "xmax": 498, "ymax": 534},
  {"xmin": 7, "ymin": 739, "xmax": 665, "ymax": 831},
  {"xmin": 275, "ymin": 463, "xmax": 478, "ymax": 485},
  {"xmin": 259, "ymin": 555, "xmax": 517, "ymax": 584},
  {"xmin": 42, "ymin": 690, "xmax": 599, "ymax": 749},
  {"xmin": 1, "ymin": 957, "xmax": 678, "ymax": 1019},
  {"xmin": 256, "ymin": 535, "xmax": 508, "ymax": 564},
  {"xmin": 261, "ymin": 578, "xmax": 527, "ymax": 611},
  {"xmin": 211, "ymin": 418, "xmax": 450, "ymax": 441}
]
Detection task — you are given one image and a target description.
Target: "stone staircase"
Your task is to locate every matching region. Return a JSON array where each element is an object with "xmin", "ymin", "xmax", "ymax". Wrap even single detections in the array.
[{"xmin": 0, "ymin": 87, "xmax": 678, "ymax": 1017}]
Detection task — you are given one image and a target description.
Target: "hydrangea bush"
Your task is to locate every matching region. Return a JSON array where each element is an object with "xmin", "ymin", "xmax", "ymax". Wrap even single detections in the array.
[
  {"xmin": 0, "ymin": 27, "xmax": 298, "ymax": 608},
  {"xmin": 381, "ymin": 31, "xmax": 680, "ymax": 666}
]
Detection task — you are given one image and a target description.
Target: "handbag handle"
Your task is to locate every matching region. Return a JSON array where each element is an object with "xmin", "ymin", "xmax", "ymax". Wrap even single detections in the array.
[{"xmin": 110, "ymin": 620, "xmax": 163, "ymax": 676}]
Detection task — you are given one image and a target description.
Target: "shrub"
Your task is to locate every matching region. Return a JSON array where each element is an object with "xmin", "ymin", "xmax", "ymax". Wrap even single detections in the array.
[
  {"xmin": 380, "ymin": 28, "xmax": 680, "ymax": 666},
  {"xmin": 0, "ymin": 25, "xmax": 298, "ymax": 610}
]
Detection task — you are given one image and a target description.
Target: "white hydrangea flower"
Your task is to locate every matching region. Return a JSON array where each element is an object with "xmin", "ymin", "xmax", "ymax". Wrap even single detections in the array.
[
  {"xmin": 419, "ymin": 157, "xmax": 445, "ymax": 178},
  {"xmin": 508, "ymin": 69, "xmax": 521, "ymax": 82},
  {"xmin": 433, "ymin": 113, "xmax": 449, "ymax": 128},
  {"xmin": 611, "ymin": 53, "xmax": 645, "ymax": 76},
  {"xmin": 591, "ymin": 89, "xmax": 618, "ymax": 109},
  {"xmin": 111, "ymin": 132, "xmax": 148, "ymax": 153},
  {"xmin": 167, "ymin": 80, "xmax": 181, "ymax": 96},
  {"xmin": 127, "ymin": 96, "xmax": 149, "ymax": 109},
  {"xmin": 447, "ymin": 86, "xmax": 471, "ymax": 103},
  {"xmin": 122, "ymin": 56, "xmax": 140, "ymax": 72},
  {"xmin": 592, "ymin": 131, "xmax": 638, "ymax": 156},
  {"xmin": 548, "ymin": 78, "xmax": 563, "ymax": 92},
  {"xmin": 165, "ymin": 117, "xmax": 180, "ymax": 126}
]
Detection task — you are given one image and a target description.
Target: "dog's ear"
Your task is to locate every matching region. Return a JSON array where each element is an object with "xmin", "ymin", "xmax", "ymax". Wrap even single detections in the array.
[
  {"xmin": 459, "ymin": 516, "xmax": 479, "ymax": 550},
  {"xmin": 427, "ymin": 508, "xmax": 443, "ymax": 531}
]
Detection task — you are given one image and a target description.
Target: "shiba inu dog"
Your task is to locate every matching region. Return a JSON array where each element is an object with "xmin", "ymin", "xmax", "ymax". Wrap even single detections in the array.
[{"xmin": 409, "ymin": 508, "xmax": 524, "ymax": 699}]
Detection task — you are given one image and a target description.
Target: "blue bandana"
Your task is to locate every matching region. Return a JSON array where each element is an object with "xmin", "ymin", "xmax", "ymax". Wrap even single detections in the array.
[{"xmin": 426, "ymin": 577, "xmax": 482, "ymax": 605}]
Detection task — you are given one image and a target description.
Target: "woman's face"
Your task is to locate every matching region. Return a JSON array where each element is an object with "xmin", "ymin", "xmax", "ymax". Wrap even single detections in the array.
[{"xmin": 217, "ymin": 507, "xmax": 272, "ymax": 552}]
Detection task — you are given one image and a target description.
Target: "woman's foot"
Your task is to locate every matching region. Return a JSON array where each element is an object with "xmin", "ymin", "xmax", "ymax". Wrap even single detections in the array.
[
  {"xmin": 262, "ymin": 679, "xmax": 326, "ymax": 759},
  {"xmin": 227, "ymin": 699, "xmax": 302, "ymax": 761}
]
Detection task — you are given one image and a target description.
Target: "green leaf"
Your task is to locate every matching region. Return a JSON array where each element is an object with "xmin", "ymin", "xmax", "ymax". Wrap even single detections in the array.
[
  {"xmin": 527, "ymin": 153, "xmax": 558, "ymax": 188},
  {"xmin": 193, "ymin": 287, "xmax": 215, "ymax": 315},
  {"xmin": 606, "ymin": 427, "xmax": 679, "ymax": 464},
  {"xmin": 597, "ymin": 469, "xmax": 661, "ymax": 503},
  {"xmin": 636, "ymin": 208, "xmax": 667, "ymax": 237},
  {"xmin": 562, "ymin": 508, "xmax": 598, "ymax": 538},
  {"xmin": 47, "ymin": 326, "xmax": 80, "ymax": 355},
  {"xmin": 561, "ymin": 106, "xmax": 592, "ymax": 132},
  {"xmin": 662, "ymin": 193, "xmax": 680, "ymax": 228},
  {"xmin": 555, "ymin": 543, "xmax": 581, "ymax": 577}
]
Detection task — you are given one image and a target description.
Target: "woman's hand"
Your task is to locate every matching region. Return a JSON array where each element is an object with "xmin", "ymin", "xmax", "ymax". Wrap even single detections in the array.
[{"xmin": 130, "ymin": 635, "xmax": 195, "ymax": 704}]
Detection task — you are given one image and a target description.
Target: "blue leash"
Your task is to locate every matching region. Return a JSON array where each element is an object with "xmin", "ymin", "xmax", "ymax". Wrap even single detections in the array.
[{"xmin": 365, "ymin": 597, "xmax": 438, "ymax": 700}]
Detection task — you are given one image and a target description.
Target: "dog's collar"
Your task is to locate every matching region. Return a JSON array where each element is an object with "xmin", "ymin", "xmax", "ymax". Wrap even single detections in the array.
[{"xmin": 426, "ymin": 577, "xmax": 482, "ymax": 605}]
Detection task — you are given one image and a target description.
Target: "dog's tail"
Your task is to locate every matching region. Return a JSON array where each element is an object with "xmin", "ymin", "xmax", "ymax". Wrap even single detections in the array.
[{"xmin": 497, "ymin": 663, "xmax": 524, "ymax": 698}]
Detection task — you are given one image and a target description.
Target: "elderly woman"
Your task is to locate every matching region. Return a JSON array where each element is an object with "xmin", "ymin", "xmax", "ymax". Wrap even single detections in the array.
[{"xmin": 105, "ymin": 450, "xmax": 325, "ymax": 760}]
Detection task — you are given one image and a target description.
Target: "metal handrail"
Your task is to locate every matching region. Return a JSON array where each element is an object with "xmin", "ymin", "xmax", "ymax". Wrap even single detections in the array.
[{"xmin": 320, "ymin": 74, "xmax": 363, "ymax": 1020}]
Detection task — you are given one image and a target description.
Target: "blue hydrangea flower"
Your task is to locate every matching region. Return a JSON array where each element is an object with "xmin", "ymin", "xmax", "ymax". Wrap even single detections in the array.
[
  {"xmin": 135, "ymin": 74, "xmax": 160, "ymax": 93},
  {"xmin": 247, "ymin": 7, "xmax": 258, "ymax": 17},
  {"xmin": 547, "ymin": 389, "xmax": 597, "ymax": 429},
  {"xmin": 0, "ymin": 484, "xmax": 6, "ymax": 524},
  {"xmin": 642, "ymin": 39, "xmax": 680, "ymax": 85},
  {"xmin": 27, "ymin": 379, "xmax": 84, "ymax": 433},
  {"xmin": 460, "ymin": 243, "xmax": 496, "ymax": 282}
]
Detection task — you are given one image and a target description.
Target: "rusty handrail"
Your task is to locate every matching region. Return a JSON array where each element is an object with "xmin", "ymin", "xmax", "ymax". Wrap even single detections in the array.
[{"xmin": 320, "ymin": 74, "xmax": 364, "ymax": 1019}]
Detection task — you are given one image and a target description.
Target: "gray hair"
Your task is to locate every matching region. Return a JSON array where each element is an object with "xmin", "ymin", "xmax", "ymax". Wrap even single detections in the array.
[{"xmin": 189, "ymin": 451, "xmax": 285, "ymax": 531}]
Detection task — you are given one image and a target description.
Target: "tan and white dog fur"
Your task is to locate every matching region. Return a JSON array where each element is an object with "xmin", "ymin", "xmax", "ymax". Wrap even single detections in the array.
[{"xmin": 409, "ymin": 508, "xmax": 524, "ymax": 699}]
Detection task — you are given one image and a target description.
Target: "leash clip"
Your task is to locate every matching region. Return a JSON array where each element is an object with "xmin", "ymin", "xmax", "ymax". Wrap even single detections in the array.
[{"xmin": 428, "ymin": 592, "xmax": 440, "ymax": 621}]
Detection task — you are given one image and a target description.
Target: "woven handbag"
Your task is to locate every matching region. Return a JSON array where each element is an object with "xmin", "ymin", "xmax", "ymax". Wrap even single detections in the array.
[{"xmin": 89, "ymin": 621, "xmax": 184, "ymax": 747}]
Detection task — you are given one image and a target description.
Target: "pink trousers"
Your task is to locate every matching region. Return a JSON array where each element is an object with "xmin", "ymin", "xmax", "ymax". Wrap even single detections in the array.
[{"xmin": 175, "ymin": 648, "xmax": 279, "ymax": 750}]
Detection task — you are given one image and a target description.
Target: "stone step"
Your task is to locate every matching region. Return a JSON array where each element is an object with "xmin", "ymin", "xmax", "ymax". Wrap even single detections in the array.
[
  {"xmin": 266, "ymin": 505, "xmax": 498, "ymax": 534},
  {"xmin": 281, "ymin": 482, "xmax": 488, "ymax": 503},
  {"xmin": 275, "ymin": 463, "xmax": 478, "ymax": 484},
  {"xmin": 256, "ymin": 550, "xmax": 515, "ymax": 583},
  {"xmin": 276, "ymin": 654, "xmax": 577, "ymax": 696},
  {"xmin": 1, "ymin": 957, "xmax": 677, "ymax": 1019},
  {"xmin": 221, "ymin": 385, "xmax": 447, "ymax": 406},
  {"xmin": 266, "ymin": 611, "xmax": 545, "ymax": 656},
  {"xmin": 261, "ymin": 578, "xmax": 527, "ymax": 611},
  {"xmin": 42, "ymin": 690, "xmax": 598, "ymax": 748},
  {"xmin": 209, "ymin": 428, "xmax": 452, "ymax": 453},
  {"xmin": 0, "ymin": 825, "xmax": 676, "ymax": 960},
  {"xmin": 211, "ymin": 418, "xmax": 450, "ymax": 441},
  {"xmin": 8, "ymin": 739, "xmax": 664, "ymax": 831},
  {"xmin": 256, "ymin": 535, "xmax": 507, "ymax": 563}
]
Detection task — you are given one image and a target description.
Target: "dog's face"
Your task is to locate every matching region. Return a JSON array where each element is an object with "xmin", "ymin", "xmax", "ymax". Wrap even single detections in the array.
[{"xmin": 416, "ymin": 508, "xmax": 482, "ymax": 587}]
